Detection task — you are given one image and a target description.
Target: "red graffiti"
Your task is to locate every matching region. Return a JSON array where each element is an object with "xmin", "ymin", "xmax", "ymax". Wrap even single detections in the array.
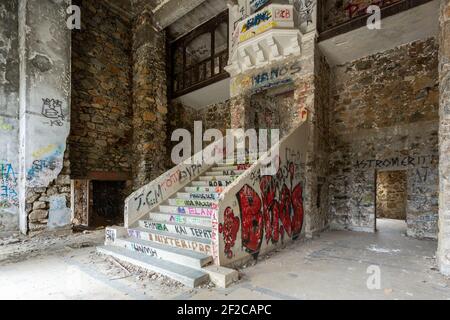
[
  {"xmin": 345, "ymin": 0, "xmax": 385, "ymax": 19},
  {"xmin": 219, "ymin": 207, "xmax": 240, "ymax": 259},
  {"xmin": 237, "ymin": 185, "xmax": 263, "ymax": 254},
  {"xmin": 236, "ymin": 163, "xmax": 304, "ymax": 256}
]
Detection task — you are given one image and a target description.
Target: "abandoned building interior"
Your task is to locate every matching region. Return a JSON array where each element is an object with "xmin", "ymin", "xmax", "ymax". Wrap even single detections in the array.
[{"xmin": 1, "ymin": 0, "xmax": 450, "ymax": 298}]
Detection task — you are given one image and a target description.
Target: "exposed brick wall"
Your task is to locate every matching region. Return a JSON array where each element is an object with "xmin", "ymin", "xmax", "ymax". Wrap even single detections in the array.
[
  {"xmin": 167, "ymin": 100, "xmax": 231, "ymax": 167},
  {"xmin": 376, "ymin": 171, "xmax": 407, "ymax": 220},
  {"xmin": 329, "ymin": 38, "xmax": 439, "ymax": 238},
  {"xmin": 132, "ymin": 8, "xmax": 168, "ymax": 189},
  {"xmin": 70, "ymin": 0, "xmax": 133, "ymax": 179}
]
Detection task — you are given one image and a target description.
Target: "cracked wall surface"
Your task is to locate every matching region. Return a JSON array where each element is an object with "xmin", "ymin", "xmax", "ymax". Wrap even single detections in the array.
[{"xmin": 0, "ymin": 0, "xmax": 20, "ymax": 232}]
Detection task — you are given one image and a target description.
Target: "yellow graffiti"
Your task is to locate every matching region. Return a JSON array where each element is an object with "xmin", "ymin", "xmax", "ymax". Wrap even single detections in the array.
[
  {"xmin": 239, "ymin": 21, "xmax": 277, "ymax": 43},
  {"xmin": 32, "ymin": 144, "xmax": 57, "ymax": 159},
  {"xmin": 0, "ymin": 117, "xmax": 13, "ymax": 131}
]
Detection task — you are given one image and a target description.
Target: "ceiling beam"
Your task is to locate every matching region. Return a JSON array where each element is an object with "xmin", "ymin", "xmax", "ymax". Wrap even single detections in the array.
[{"xmin": 152, "ymin": 0, "xmax": 208, "ymax": 29}]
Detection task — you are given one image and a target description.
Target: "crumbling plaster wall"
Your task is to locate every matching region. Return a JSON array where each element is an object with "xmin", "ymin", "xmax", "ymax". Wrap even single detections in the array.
[
  {"xmin": 329, "ymin": 38, "xmax": 439, "ymax": 239},
  {"xmin": 19, "ymin": 0, "xmax": 72, "ymax": 234},
  {"xmin": 0, "ymin": 0, "xmax": 20, "ymax": 232},
  {"xmin": 438, "ymin": 0, "xmax": 450, "ymax": 276}
]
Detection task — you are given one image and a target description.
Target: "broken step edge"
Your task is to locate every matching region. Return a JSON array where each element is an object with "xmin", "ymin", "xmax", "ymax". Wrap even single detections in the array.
[
  {"xmin": 113, "ymin": 236, "xmax": 213, "ymax": 269},
  {"xmin": 97, "ymin": 245, "xmax": 209, "ymax": 288}
]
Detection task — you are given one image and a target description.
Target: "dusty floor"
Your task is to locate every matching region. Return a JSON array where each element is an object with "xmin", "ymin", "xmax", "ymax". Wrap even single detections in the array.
[{"xmin": 0, "ymin": 219, "xmax": 449, "ymax": 300}]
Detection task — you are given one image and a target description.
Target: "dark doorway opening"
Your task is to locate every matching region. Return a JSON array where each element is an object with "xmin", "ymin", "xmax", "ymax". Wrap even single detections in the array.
[
  {"xmin": 90, "ymin": 180, "xmax": 125, "ymax": 228},
  {"xmin": 375, "ymin": 170, "xmax": 407, "ymax": 233}
]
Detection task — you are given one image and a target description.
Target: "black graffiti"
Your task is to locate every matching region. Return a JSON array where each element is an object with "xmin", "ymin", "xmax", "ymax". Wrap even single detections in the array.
[{"xmin": 355, "ymin": 155, "xmax": 438, "ymax": 170}]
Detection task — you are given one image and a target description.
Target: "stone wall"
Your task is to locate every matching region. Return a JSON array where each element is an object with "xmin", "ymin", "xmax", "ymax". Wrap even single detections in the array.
[
  {"xmin": 0, "ymin": 0, "xmax": 20, "ymax": 232},
  {"xmin": 70, "ymin": 0, "xmax": 133, "ymax": 179},
  {"xmin": 329, "ymin": 37, "xmax": 439, "ymax": 238},
  {"xmin": 376, "ymin": 171, "xmax": 407, "ymax": 220},
  {"xmin": 308, "ymin": 46, "xmax": 331, "ymax": 235},
  {"xmin": 167, "ymin": 100, "xmax": 232, "ymax": 167},
  {"xmin": 132, "ymin": 7, "xmax": 168, "ymax": 190}
]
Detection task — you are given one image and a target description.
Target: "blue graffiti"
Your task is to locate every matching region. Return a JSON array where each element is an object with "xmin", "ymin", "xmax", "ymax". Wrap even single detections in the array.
[
  {"xmin": 0, "ymin": 163, "xmax": 18, "ymax": 208},
  {"xmin": 27, "ymin": 145, "xmax": 64, "ymax": 183},
  {"xmin": 242, "ymin": 10, "xmax": 272, "ymax": 33}
]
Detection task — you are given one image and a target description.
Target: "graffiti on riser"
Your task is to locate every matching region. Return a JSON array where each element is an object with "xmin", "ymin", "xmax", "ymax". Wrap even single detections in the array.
[
  {"xmin": 0, "ymin": 163, "xmax": 18, "ymax": 209},
  {"xmin": 220, "ymin": 159, "xmax": 304, "ymax": 259}
]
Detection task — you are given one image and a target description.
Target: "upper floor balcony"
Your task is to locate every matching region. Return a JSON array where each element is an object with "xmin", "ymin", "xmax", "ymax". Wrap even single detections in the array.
[{"xmin": 225, "ymin": 3, "xmax": 303, "ymax": 77}]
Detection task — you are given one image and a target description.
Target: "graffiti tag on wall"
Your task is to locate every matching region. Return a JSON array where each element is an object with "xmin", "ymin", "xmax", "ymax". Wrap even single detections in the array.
[
  {"xmin": 354, "ymin": 154, "xmax": 439, "ymax": 170},
  {"xmin": 221, "ymin": 155, "xmax": 304, "ymax": 259},
  {"xmin": 27, "ymin": 144, "xmax": 65, "ymax": 187},
  {"xmin": 293, "ymin": 0, "xmax": 315, "ymax": 26},
  {"xmin": 41, "ymin": 98, "xmax": 66, "ymax": 127},
  {"xmin": 0, "ymin": 163, "xmax": 18, "ymax": 209}
]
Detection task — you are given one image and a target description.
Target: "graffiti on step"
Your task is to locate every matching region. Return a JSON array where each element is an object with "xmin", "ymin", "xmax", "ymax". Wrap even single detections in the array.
[
  {"xmin": 236, "ymin": 162, "xmax": 304, "ymax": 257},
  {"xmin": 189, "ymin": 193, "xmax": 219, "ymax": 200},
  {"xmin": 130, "ymin": 243, "xmax": 158, "ymax": 257},
  {"xmin": 209, "ymin": 180, "xmax": 233, "ymax": 187},
  {"xmin": 41, "ymin": 98, "xmax": 66, "ymax": 127},
  {"xmin": 133, "ymin": 164, "xmax": 202, "ymax": 212},
  {"xmin": 354, "ymin": 154, "xmax": 438, "ymax": 170},
  {"xmin": 0, "ymin": 163, "xmax": 18, "ymax": 209},
  {"xmin": 175, "ymin": 199, "xmax": 218, "ymax": 209},
  {"xmin": 219, "ymin": 207, "xmax": 240, "ymax": 259},
  {"xmin": 164, "ymin": 214, "xmax": 209, "ymax": 227},
  {"xmin": 177, "ymin": 206, "xmax": 216, "ymax": 217},
  {"xmin": 105, "ymin": 228, "xmax": 116, "ymax": 242},
  {"xmin": 142, "ymin": 220, "xmax": 212, "ymax": 239},
  {"xmin": 128, "ymin": 229, "xmax": 211, "ymax": 254}
]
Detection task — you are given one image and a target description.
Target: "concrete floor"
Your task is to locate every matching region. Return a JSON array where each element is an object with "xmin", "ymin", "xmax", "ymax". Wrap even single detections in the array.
[{"xmin": 0, "ymin": 219, "xmax": 448, "ymax": 300}]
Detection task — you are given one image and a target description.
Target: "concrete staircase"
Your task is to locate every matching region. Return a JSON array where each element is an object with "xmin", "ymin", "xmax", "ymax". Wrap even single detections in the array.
[{"xmin": 98, "ymin": 160, "xmax": 253, "ymax": 288}]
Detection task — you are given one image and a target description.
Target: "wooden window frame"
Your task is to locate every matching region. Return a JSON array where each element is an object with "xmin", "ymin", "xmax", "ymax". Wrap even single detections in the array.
[{"xmin": 169, "ymin": 10, "xmax": 230, "ymax": 99}]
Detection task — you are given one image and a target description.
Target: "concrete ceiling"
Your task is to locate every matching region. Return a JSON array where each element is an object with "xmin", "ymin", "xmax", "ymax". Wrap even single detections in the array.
[
  {"xmin": 167, "ymin": 0, "xmax": 228, "ymax": 40},
  {"xmin": 318, "ymin": 0, "xmax": 439, "ymax": 66},
  {"xmin": 106, "ymin": 0, "xmax": 229, "ymax": 40}
]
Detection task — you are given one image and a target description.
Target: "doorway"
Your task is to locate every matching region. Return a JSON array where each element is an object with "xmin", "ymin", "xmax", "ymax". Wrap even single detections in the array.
[
  {"xmin": 375, "ymin": 170, "xmax": 407, "ymax": 233},
  {"xmin": 90, "ymin": 180, "xmax": 125, "ymax": 228}
]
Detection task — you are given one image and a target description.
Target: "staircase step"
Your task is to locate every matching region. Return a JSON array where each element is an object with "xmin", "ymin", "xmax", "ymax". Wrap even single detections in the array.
[
  {"xmin": 191, "ymin": 180, "xmax": 234, "ymax": 187},
  {"xmin": 198, "ymin": 175, "xmax": 239, "ymax": 181},
  {"xmin": 205, "ymin": 169, "xmax": 246, "ymax": 175},
  {"xmin": 148, "ymin": 212, "xmax": 212, "ymax": 228},
  {"xmin": 168, "ymin": 198, "xmax": 218, "ymax": 209},
  {"xmin": 177, "ymin": 192, "xmax": 221, "ymax": 201},
  {"xmin": 184, "ymin": 186, "xmax": 226, "ymax": 193},
  {"xmin": 159, "ymin": 204, "xmax": 217, "ymax": 217},
  {"xmin": 212, "ymin": 164, "xmax": 253, "ymax": 171},
  {"xmin": 113, "ymin": 237, "xmax": 212, "ymax": 269},
  {"xmin": 97, "ymin": 245, "xmax": 209, "ymax": 288},
  {"xmin": 139, "ymin": 220, "xmax": 213, "ymax": 240},
  {"xmin": 128, "ymin": 227, "xmax": 212, "ymax": 255}
]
